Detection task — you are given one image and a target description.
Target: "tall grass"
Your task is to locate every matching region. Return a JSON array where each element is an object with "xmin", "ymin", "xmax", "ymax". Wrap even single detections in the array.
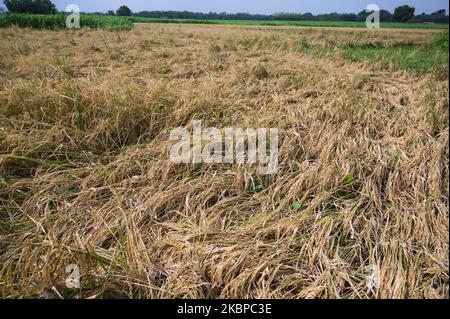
[{"xmin": 0, "ymin": 13, "xmax": 133, "ymax": 30}]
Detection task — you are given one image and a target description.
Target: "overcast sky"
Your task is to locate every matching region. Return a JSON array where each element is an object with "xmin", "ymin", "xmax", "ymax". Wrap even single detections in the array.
[{"xmin": 3, "ymin": 0, "xmax": 450, "ymax": 14}]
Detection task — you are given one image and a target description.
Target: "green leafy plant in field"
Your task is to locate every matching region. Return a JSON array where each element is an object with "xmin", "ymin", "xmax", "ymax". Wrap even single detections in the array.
[
  {"xmin": 254, "ymin": 184, "xmax": 264, "ymax": 192},
  {"xmin": 0, "ymin": 13, "xmax": 133, "ymax": 30},
  {"xmin": 345, "ymin": 172, "xmax": 355, "ymax": 183},
  {"xmin": 0, "ymin": 174, "xmax": 12, "ymax": 184},
  {"xmin": 292, "ymin": 201, "xmax": 302, "ymax": 212}
]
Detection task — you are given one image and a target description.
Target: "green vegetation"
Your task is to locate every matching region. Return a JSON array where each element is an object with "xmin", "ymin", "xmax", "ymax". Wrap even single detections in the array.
[
  {"xmin": 273, "ymin": 30, "xmax": 449, "ymax": 74},
  {"xmin": 394, "ymin": 5, "xmax": 415, "ymax": 22},
  {"xmin": 343, "ymin": 32, "xmax": 449, "ymax": 74},
  {"xmin": 129, "ymin": 16, "xmax": 449, "ymax": 30},
  {"xmin": 3, "ymin": 0, "xmax": 56, "ymax": 14},
  {"xmin": 0, "ymin": 13, "xmax": 133, "ymax": 30},
  {"xmin": 292, "ymin": 201, "xmax": 302, "ymax": 212},
  {"xmin": 0, "ymin": 13, "xmax": 447, "ymax": 30},
  {"xmin": 131, "ymin": 7, "xmax": 449, "ymax": 24},
  {"xmin": 116, "ymin": 5, "xmax": 131, "ymax": 17}
]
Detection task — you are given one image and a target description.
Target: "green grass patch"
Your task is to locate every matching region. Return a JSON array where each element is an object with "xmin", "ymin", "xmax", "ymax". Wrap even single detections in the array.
[
  {"xmin": 0, "ymin": 13, "xmax": 133, "ymax": 30},
  {"xmin": 130, "ymin": 16, "xmax": 449, "ymax": 30},
  {"xmin": 342, "ymin": 32, "xmax": 449, "ymax": 74}
]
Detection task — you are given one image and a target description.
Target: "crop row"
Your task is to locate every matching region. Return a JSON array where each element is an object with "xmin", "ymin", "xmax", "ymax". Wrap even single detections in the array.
[{"xmin": 0, "ymin": 13, "xmax": 133, "ymax": 30}]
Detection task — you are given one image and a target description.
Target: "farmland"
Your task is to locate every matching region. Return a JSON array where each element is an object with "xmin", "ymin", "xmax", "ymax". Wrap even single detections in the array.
[
  {"xmin": 0, "ymin": 22, "xmax": 448, "ymax": 299},
  {"xmin": 0, "ymin": 13, "xmax": 133, "ymax": 30},
  {"xmin": 130, "ymin": 16, "xmax": 450, "ymax": 30},
  {"xmin": 1, "ymin": 13, "xmax": 449, "ymax": 30}
]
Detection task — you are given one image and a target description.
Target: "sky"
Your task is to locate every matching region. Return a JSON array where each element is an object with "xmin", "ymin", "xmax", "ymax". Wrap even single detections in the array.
[{"xmin": 2, "ymin": 0, "xmax": 449, "ymax": 15}]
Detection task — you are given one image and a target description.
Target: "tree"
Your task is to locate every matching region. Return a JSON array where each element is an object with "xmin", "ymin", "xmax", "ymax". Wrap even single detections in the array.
[
  {"xmin": 394, "ymin": 5, "xmax": 415, "ymax": 22},
  {"xmin": 116, "ymin": 5, "xmax": 131, "ymax": 16},
  {"xmin": 432, "ymin": 9, "xmax": 446, "ymax": 16},
  {"xmin": 430, "ymin": 9, "xmax": 448, "ymax": 23},
  {"xmin": 3, "ymin": 0, "xmax": 56, "ymax": 14},
  {"xmin": 358, "ymin": 9, "xmax": 393, "ymax": 22},
  {"xmin": 33, "ymin": 0, "xmax": 56, "ymax": 13},
  {"xmin": 410, "ymin": 9, "xmax": 448, "ymax": 23},
  {"xmin": 107, "ymin": 10, "xmax": 115, "ymax": 16},
  {"xmin": 127, "ymin": 8, "xmax": 448, "ymax": 24},
  {"xmin": 379, "ymin": 9, "xmax": 393, "ymax": 22}
]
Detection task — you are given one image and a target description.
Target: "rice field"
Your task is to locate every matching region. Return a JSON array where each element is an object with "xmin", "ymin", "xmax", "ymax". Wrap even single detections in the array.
[{"xmin": 0, "ymin": 23, "xmax": 448, "ymax": 299}]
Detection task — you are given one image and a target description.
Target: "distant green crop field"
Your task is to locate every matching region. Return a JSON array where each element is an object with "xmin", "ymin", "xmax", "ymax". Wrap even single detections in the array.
[
  {"xmin": 130, "ymin": 17, "xmax": 449, "ymax": 30},
  {"xmin": 0, "ymin": 13, "xmax": 133, "ymax": 30},
  {"xmin": 1, "ymin": 14, "xmax": 447, "ymax": 31}
]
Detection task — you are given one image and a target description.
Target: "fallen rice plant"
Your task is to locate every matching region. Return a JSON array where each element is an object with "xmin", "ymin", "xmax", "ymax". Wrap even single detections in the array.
[{"xmin": 0, "ymin": 23, "xmax": 448, "ymax": 299}]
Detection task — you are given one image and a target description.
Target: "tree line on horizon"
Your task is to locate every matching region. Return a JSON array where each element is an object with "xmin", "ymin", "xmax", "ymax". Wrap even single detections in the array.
[
  {"xmin": 129, "ymin": 7, "xmax": 449, "ymax": 23},
  {"xmin": 1, "ymin": 1, "xmax": 449, "ymax": 24}
]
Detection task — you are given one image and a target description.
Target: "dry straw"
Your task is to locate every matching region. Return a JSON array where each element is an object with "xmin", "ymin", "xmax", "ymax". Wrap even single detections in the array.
[{"xmin": 0, "ymin": 24, "xmax": 448, "ymax": 299}]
